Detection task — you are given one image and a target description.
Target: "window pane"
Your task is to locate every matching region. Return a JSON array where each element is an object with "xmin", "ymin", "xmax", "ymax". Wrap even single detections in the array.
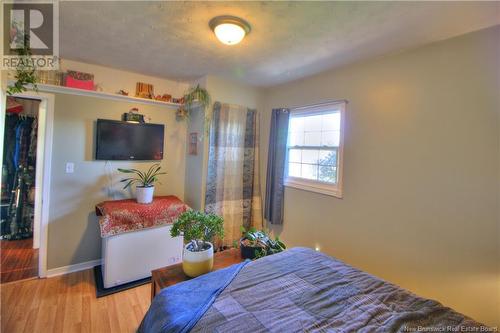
[
  {"xmin": 302, "ymin": 149, "xmax": 319, "ymax": 164},
  {"xmin": 285, "ymin": 103, "xmax": 344, "ymax": 195},
  {"xmin": 304, "ymin": 115, "xmax": 323, "ymax": 131},
  {"xmin": 318, "ymin": 165, "xmax": 337, "ymax": 183},
  {"xmin": 288, "ymin": 131, "xmax": 304, "ymax": 146},
  {"xmin": 321, "ymin": 112, "xmax": 341, "ymax": 131},
  {"xmin": 301, "ymin": 164, "xmax": 318, "ymax": 180},
  {"xmin": 319, "ymin": 150, "xmax": 337, "ymax": 166},
  {"xmin": 288, "ymin": 162, "xmax": 301, "ymax": 178},
  {"xmin": 288, "ymin": 149, "xmax": 301, "ymax": 163},
  {"xmin": 289, "ymin": 117, "xmax": 305, "ymax": 133},
  {"xmin": 321, "ymin": 130, "xmax": 340, "ymax": 146},
  {"xmin": 304, "ymin": 131, "xmax": 321, "ymax": 146}
]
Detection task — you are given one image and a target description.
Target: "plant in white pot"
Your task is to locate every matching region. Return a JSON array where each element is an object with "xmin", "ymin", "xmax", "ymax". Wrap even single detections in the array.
[
  {"xmin": 170, "ymin": 210, "xmax": 224, "ymax": 278},
  {"xmin": 118, "ymin": 164, "xmax": 166, "ymax": 204}
]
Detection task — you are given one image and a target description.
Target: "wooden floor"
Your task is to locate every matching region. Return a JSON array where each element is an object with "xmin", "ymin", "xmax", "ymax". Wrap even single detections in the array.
[
  {"xmin": 1, "ymin": 269, "xmax": 150, "ymax": 333},
  {"xmin": 1, "ymin": 238, "xmax": 39, "ymax": 283}
]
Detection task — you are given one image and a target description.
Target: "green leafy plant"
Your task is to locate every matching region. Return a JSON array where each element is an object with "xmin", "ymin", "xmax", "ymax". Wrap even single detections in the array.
[
  {"xmin": 170, "ymin": 210, "xmax": 224, "ymax": 252},
  {"xmin": 184, "ymin": 84, "xmax": 211, "ymax": 111},
  {"xmin": 117, "ymin": 163, "xmax": 166, "ymax": 189},
  {"xmin": 177, "ymin": 84, "xmax": 213, "ymax": 132},
  {"xmin": 240, "ymin": 227, "xmax": 286, "ymax": 259},
  {"xmin": 6, "ymin": 33, "xmax": 38, "ymax": 96},
  {"xmin": 318, "ymin": 151, "xmax": 337, "ymax": 183}
]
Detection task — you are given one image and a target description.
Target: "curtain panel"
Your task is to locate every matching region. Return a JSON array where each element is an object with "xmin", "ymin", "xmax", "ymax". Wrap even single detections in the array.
[
  {"xmin": 264, "ymin": 108, "xmax": 290, "ymax": 225},
  {"xmin": 205, "ymin": 102, "xmax": 263, "ymax": 247}
]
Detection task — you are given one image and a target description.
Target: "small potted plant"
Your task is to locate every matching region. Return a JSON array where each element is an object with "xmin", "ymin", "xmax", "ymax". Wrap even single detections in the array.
[
  {"xmin": 170, "ymin": 210, "xmax": 224, "ymax": 277},
  {"xmin": 240, "ymin": 227, "xmax": 286, "ymax": 260},
  {"xmin": 118, "ymin": 164, "xmax": 165, "ymax": 204},
  {"xmin": 177, "ymin": 84, "xmax": 212, "ymax": 130},
  {"xmin": 7, "ymin": 38, "xmax": 38, "ymax": 96}
]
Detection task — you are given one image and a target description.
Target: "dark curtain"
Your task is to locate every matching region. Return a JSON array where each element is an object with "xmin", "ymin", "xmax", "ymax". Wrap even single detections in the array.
[{"xmin": 264, "ymin": 108, "xmax": 290, "ymax": 225}]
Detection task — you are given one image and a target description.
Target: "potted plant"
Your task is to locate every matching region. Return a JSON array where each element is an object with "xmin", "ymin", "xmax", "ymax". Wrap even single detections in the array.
[
  {"xmin": 118, "ymin": 164, "xmax": 166, "ymax": 204},
  {"xmin": 6, "ymin": 35, "xmax": 38, "ymax": 96},
  {"xmin": 240, "ymin": 227, "xmax": 286, "ymax": 260},
  {"xmin": 170, "ymin": 210, "xmax": 224, "ymax": 277},
  {"xmin": 177, "ymin": 84, "xmax": 212, "ymax": 131}
]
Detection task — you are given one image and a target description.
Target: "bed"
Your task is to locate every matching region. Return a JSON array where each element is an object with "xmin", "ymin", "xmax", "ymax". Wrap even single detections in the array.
[{"xmin": 140, "ymin": 247, "xmax": 485, "ymax": 332}]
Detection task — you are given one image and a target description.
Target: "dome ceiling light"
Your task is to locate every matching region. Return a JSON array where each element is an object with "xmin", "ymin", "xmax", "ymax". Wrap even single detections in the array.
[{"xmin": 209, "ymin": 15, "xmax": 251, "ymax": 45}]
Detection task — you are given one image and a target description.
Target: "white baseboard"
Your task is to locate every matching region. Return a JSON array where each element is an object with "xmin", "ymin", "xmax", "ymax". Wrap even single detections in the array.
[{"xmin": 46, "ymin": 259, "xmax": 102, "ymax": 278}]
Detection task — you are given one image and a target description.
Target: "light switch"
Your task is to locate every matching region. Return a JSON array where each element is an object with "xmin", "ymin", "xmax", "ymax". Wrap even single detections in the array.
[{"xmin": 65, "ymin": 162, "xmax": 74, "ymax": 174}]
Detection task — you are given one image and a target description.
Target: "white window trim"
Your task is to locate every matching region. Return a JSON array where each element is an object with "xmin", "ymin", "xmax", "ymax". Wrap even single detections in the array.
[{"xmin": 284, "ymin": 100, "xmax": 345, "ymax": 199}]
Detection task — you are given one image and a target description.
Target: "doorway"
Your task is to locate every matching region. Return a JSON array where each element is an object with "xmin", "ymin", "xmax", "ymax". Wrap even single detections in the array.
[{"xmin": 1, "ymin": 97, "xmax": 41, "ymax": 283}]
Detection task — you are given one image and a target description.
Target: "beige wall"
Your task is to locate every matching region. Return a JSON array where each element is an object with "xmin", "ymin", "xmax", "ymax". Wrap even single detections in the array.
[
  {"xmin": 184, "ymin": 105, "xmax": 205, "ymax": 210},
  {"xmin": 47, "ymin": 93, "xmax": 187, "ymax": 269},
  {"xmin": 206, "ymin": 76, "xmax": 263, "ymax": 110},
  {"xmin": 261, "ymin": 26, "xmax": 500, "ymax": 326}
]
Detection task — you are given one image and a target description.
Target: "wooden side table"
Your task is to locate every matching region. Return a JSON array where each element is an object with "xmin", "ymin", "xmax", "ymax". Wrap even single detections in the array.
[{"xmin": 151, "ymin": 248, "xmax": 243, "ymax": 301}]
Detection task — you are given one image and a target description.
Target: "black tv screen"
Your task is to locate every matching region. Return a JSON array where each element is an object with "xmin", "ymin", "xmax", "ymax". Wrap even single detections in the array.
[{"xmin": 95, "ymin": 119, "xmax": 164, "ymax": 160}]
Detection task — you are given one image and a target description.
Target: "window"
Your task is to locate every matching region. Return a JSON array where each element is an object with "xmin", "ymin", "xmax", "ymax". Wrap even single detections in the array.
[{"xmin": 285, "ymin": 101, "xmax": 345, "ymax": 198}]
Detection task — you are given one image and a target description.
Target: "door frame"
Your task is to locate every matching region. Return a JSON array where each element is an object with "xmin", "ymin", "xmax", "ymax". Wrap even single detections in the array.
[{"xmin": 1, "ymin": 90, "xmax": 54, "ymax": 278}]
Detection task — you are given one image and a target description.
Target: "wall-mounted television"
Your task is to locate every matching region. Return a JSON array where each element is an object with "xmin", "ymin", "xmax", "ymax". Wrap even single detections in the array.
[{"xmin": 95, "ymin": 119, "xmax": 164, "ymax": 160}]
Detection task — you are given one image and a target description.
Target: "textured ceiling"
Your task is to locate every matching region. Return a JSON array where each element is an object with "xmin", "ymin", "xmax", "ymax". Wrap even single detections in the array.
[{"xmin": 60, "ymin": 1, "xmax": 500, "ymax": 87}]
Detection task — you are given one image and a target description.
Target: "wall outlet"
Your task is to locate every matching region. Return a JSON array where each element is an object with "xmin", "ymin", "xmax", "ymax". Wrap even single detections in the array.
[{"xmin": 65, "ymin": 162, "xmax": 74, "ymax": 174}]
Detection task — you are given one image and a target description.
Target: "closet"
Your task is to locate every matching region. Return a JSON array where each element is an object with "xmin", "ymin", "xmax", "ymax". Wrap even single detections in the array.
[{"xmin": 1, "ymin": 97, "xmax": 40, "ymax": 283}]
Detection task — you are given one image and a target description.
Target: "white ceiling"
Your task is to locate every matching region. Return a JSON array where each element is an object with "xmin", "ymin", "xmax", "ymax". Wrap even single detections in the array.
[{"xmin": 60, "ymin": 1, "xmax": 500, "ymax": 87}]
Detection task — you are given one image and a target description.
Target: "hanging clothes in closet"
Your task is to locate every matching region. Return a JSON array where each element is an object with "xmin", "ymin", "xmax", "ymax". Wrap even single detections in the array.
[{"xmin": 1, "ymin": 97, "xmax": 40, "ymax": 239}]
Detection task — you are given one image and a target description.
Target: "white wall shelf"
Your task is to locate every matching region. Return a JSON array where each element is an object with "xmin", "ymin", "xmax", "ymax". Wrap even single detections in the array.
[{"xmin": 10, "ymin": 83, "xmax": 183, "ymax": 108}]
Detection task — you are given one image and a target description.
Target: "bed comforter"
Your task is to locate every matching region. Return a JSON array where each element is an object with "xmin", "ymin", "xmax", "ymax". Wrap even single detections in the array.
[{"xmin": 145, "ymin": 247, "xmax": 485, "ymax": 332}]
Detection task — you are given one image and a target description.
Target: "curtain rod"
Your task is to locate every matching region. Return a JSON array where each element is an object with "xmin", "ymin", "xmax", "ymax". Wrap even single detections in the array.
[{"xmin": 289, "ymin": 99, "xmax": 348, "ymax": 111}]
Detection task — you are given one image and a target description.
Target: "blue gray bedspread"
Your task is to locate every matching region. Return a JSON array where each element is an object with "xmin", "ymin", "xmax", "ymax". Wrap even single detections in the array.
[
  {"xmin": 142, "ymin": 247, "xmax": 485, "ymax": 333},
  {"xmin": 139, "ymin": 261, "xmax": 249, "ymax": 333}
]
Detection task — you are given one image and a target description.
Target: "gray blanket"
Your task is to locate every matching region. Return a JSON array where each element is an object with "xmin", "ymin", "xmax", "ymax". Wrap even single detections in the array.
[{"xmin": 191, "ymin": 247, "xmax": 482, "ymax": 332}]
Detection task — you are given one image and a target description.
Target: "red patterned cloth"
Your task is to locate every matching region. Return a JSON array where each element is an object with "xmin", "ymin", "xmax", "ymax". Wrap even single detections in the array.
[{"xmin": 96, "ymin": 196, "xmax": 190, "ymax": 237}]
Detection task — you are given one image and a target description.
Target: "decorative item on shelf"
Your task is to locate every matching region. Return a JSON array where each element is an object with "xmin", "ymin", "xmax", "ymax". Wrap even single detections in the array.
[
  {"xmin": 118, "ymin": 163, "xmax": 166, "ymax": 204},
  {"xmin": 189, "ymin": 132, "xmax": 198, "ymax": 155},
  {"xmin": 136, "ymin": 82, "xmax": 154, "ymax": 99},
  {"xmin": 170, "ymin": 210, "xmax": 224, "ymax": 277},
  {"xmin": 6, "ymin": 97, "xmax": 23, "ymax": 114},
  {"xmin": 64, "ymin": 70, "xmax": 95, "ymax": 90},
  {"xmin": 239, "ymin": 227, "xmax": 286, "ymax": 260},
  {"xmin": 36, "ymin": 70, "xmax": 64, "ymax": 86},
  {"xmin": 154, "ymin": 93, "xmax": 172, "ymax": 102},
  {"xmin": 122, "ymin": 107, "xmax": 145, "ymax": 123},
  {"xmin": 117, "ymin": 89, "xmax": 129, "ymax": 96}
]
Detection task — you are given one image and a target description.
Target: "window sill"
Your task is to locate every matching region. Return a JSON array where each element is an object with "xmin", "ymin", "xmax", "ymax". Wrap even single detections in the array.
[{"xmin": 284, "ymin": 177, "xmax": 343, "ymax": 198}]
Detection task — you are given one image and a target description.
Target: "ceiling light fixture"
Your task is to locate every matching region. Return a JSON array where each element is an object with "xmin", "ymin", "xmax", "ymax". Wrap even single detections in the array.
[{"xmin": 209, "ymin": 16, "xmax": 251, "ymax": 45}]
